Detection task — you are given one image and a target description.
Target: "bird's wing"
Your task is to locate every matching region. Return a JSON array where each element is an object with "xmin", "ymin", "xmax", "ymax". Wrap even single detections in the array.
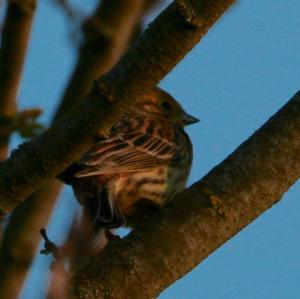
[{"xmin": 75, "ymin": 127, "xmax": 177, "ymax": 177}]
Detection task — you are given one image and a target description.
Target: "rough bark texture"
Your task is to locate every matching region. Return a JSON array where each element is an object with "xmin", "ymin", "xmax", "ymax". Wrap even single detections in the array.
[
  {"xmin": 0, "ymin": 1, "xmax": 149, "ymax": 298},
  {"xmin": 71, "ymin": 91, "xmax": 300, "ymax": 299},
  {"xmin": 0, "ymin": 0, "xmax": 235, "ymax": 219},
  {"xmin": 0, "ymin": 0, "xmax": 36, "ymax": 159}
]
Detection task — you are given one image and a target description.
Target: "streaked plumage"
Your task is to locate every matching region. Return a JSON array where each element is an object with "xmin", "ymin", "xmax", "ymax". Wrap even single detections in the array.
[{"xmin": 71, "ymin": 87, "xmax": 198, "ymax": 230}]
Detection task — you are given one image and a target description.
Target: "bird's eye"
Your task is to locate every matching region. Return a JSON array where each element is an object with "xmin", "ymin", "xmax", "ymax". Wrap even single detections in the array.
[{"xmin": 161, "ymin": 101, "xmax": 172, "ymax": 110}]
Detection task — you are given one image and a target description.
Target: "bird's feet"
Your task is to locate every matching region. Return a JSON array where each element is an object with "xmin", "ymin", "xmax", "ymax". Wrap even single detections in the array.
[{"xmin": 40, "ymin": 228, "xmax": 67, "ymax": 273}]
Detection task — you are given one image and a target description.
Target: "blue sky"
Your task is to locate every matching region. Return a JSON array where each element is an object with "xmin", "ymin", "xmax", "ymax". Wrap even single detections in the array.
[{"xmin": 11, "ymin": 0, "xmax": 300, "ymax": 298}]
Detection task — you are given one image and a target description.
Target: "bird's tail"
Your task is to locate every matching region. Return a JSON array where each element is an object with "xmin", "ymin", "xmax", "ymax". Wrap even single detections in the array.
[{"xmin": 67, "ymin": 180, "xmax": 125, "ymax": 272}]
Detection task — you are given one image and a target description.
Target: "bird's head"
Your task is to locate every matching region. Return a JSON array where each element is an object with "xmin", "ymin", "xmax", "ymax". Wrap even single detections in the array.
[{"xmin": 133, "ymin": 87, "xmax": 199, "ymax": 127}]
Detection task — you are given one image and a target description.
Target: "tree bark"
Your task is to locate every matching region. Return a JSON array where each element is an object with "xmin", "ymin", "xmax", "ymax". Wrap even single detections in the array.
[
  {"xmin": 71, "ymin": 91, "xmax": 300, "ymax": 298},
  {"xmin": 0, "ymin": 0, "xmax": 37, "ymax": 159},
  {"xmin": 0, "ymin": 0, "xmax": 235, "ymax": 219}
]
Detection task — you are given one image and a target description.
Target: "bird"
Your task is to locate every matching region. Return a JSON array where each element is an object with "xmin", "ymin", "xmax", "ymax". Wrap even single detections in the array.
[{"xmin": 70, "ymin": 87, "xmax": 199, "ymax": 232}]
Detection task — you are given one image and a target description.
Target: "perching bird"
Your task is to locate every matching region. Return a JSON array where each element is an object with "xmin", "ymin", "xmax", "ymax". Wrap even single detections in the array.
[{"xmin": 71, "ymin": 87, "xmax": 198, "ymax": 232}]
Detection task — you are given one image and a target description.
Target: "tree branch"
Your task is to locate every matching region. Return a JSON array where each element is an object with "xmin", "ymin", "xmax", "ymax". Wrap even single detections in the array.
[
  {"xmin": 0, "ymin": 0, "xmax": 37, "ymax": 160},
  {"xmin": 0, "ymin": 0, "xmax": 235, "ymax": 219},
  {"xmin": 71, "ymin": 91, "xmax": 300, "ymax": 298}
]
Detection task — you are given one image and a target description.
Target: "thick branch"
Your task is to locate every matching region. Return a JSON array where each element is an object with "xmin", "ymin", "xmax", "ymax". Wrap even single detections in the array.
[
  {"xmin": 0, "ymin": 0, "xmax": 37, "ymax": 160},
  {"xmin": 71, "ymin": 91, "xmax": 300, "ymax": 298},
  {"xmin": 0, "ymin": 0, "xmax": 235, "ymax": 219}
]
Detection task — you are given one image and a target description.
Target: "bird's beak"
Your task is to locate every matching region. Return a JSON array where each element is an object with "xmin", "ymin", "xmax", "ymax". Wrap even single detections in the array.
[{"xmin": 182, "ymin": 111, "xmax": 200, "ymax": 126}]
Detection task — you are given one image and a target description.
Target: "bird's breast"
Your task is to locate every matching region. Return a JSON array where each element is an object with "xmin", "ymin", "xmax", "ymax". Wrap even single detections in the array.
[
  {"xmin": 113, "ymin": 167, "xmax": 168, "ymax": 215},
  {"xmin": 111, "ymin": 160, "xmax": 190, "ymax": 228}
]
